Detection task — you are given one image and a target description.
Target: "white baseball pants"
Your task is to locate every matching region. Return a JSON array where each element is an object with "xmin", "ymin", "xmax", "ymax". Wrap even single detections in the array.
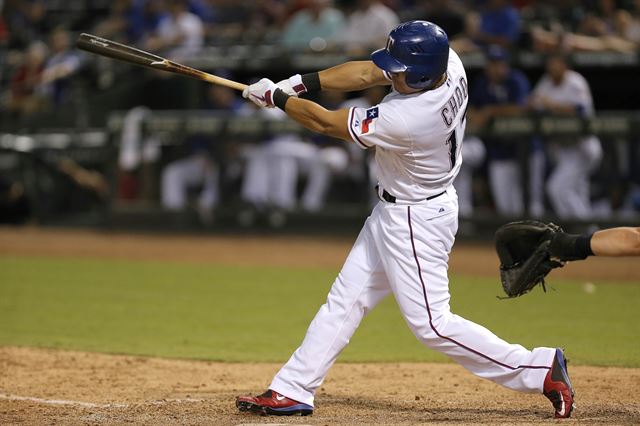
[
  {"xmin": 547, "ymin": 136, "xmax": 603, "ymax": 219},
  {"xmin": 161, "ymin": 154, "xmax": 218, "ymax": 210},
  {"xmin": 270, "ymin": 186, "xmax": 555, "ymax": 406}
]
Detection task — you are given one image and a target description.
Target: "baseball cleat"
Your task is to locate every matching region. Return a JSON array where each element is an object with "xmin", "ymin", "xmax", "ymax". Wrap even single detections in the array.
[
  {"xmin": 543, "ymin": 348, "xmax": 575, "ymax": 418},
  {"xmin": 236, "ymin": 389, "xmax": 313, "ymax": 416}
]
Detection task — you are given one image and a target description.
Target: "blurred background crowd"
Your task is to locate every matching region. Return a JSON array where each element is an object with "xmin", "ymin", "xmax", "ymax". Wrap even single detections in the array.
[{"xmin": 0, "ymin": 0, "xmax": 639, "ymax": 233}]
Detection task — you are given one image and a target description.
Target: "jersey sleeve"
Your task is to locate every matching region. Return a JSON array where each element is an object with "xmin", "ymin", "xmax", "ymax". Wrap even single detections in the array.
[
  {"xmin": 572, "ymin": 76, "xmax": 594, "ymax": 116},
  {"xmin": 347, "ymin": 104, "xmax": 411, "ymax": 151}
]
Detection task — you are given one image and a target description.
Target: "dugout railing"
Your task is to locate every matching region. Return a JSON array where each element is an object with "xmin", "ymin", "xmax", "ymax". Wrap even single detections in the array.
[{"xmin": 2, "ymin": 111, "xmax": 638, "ymax": 235}]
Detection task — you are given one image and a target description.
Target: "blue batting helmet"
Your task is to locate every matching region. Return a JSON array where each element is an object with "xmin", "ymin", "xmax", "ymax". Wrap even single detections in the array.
[{"xmin": 371, "ymin": 20, "xmax": 449, "ymax": 90}]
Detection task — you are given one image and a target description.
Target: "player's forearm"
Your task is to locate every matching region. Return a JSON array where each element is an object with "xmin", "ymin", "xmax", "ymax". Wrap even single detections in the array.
[
  {"xmin": 282, "ymin": 97, "xmax": 350, "ymax": 141},
  {"xmin": 317, "ymin": 61, "xmax": 389, "ymax": 91},
  {"xmin": 591, "ymin": 227, "xmax": 640, "ymax": 256}
]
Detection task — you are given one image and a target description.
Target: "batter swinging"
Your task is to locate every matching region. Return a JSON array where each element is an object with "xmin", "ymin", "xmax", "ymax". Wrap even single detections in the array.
[{"xmin": 237, "ymin": 21, "xmax": 575, "ymax": 419}]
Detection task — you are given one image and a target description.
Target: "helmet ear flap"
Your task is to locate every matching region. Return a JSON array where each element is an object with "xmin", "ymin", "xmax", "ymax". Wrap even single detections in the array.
[{"xmin": 405, "ymin": 73, "xmax": 433, "ymax": 90}]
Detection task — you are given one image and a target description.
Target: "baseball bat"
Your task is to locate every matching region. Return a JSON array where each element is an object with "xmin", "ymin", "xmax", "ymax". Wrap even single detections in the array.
[{"xmin": 76, "ymin": 33, "xmax": 247, "ymax": 91}]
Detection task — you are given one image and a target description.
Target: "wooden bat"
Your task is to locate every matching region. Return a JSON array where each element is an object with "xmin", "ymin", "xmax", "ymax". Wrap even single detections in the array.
[{"xmin": 76, "ymin": 33, "xmax": 247, "ymax": 91}]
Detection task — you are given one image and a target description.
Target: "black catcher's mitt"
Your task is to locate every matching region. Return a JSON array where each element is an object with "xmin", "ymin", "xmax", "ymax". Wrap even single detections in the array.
[{"xmin": 494, "ymin": 221, "xmax": 566, "ymax": 298}]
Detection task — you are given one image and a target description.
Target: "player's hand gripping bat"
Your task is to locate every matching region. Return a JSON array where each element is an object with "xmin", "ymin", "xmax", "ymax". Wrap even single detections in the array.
[{"xmin": 76, "ymin": 33, "xmax": 247, "ymax": 91}]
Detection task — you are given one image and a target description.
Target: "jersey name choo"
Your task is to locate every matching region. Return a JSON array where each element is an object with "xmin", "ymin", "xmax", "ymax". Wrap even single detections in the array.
[{"xmin": 440, "ymin": 76, "xmax": 468, "ymax": 127}]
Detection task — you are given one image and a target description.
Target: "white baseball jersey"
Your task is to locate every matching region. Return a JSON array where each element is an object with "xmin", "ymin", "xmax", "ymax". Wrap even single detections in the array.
[
  {"xmin": 269, "ymin": 48, "xmax": 557, "ymax": 409},
  {"xmin": 532, "ymin": 69, "xmax": 594, "ymax": 116},
  {"xmin": 532, "ymin": 69, "xmax": 602, "ymax": 218},
  {"xmin": 347, "ymin": 49, "xmax": 468, "ymax": 201}
]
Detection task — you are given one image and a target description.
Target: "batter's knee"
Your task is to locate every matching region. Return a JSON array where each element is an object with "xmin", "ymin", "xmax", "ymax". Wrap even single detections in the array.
[{"xmin": 409, "ymin": 311, "xmax": 452, "ymax": 345}]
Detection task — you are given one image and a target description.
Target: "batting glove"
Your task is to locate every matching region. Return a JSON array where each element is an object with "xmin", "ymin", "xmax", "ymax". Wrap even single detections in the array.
[
  {"xmin": 276, "ymin": 74, "xmax": 307, "ymax": 97},
  {"xmin": 242, "ymin": 78, "xmax": 278, "ymax": 108}
]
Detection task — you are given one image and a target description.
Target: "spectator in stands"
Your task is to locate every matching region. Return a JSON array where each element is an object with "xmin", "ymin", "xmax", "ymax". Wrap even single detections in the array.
[
  {"xmin": 202, "ymin": 0, "xmax": 251, "ymax": 43},
  {"xmin": 530, "ymin": 0, "xmax": 637, "ymax": 53},
  {"xmin": 94, "ymin": 0, "xmax": 138, "ymax": 43},
  {"xmin": 39, "ymin": 27, "xmax": 82, "ymax": 108},
  {"xmin": 161, "ymin": 83, "xmax": 248, "ymax": 224},
  {"xmin": 453, "ymin": 0, "xmax": 521, "ymax": 53},
  {"xmin": 469, "ymin": 46, "xmax": 538, "ymax": 217},
  {"xmin": 281, "ymin": 0, "xmax": 346, "ymax": 52},
  {"xmin": 416, "ymin": 0, "xmax": 467, "ymax": 39},
  {"xmin": 529, "ymin": 53, "xmax": 603, "ymax": 219},
  {"xmin": 94, "ymin": 0, "xmax": 170, "ymax": 44},
  {"xmin": 187, "ymin": 0, "xmax": 215, "ymax": 24},
  {"xmin": 8, "ymin": 40, "xmax": 47, "ymax": 116},
  {"xmin": 0, "ymin": 1, "xmax": 9, "ymax": 47},
  {"xmin": 615, "ymin": 0, "xmax": 640, "ymax": 46},
  {"xmin": 244, "ymin": 0, "xmax": 290, "ymax": 44},
  {"xmin": 145, "ymin": 0, "xmax": 203, "ymax": 61},
  {"xmin": 342, "ymin": 0, "xmax": 399, "ymax": 54},
  {"xmin": 3, "ymin": 0, "xmax": 49, "ymax": 50}
]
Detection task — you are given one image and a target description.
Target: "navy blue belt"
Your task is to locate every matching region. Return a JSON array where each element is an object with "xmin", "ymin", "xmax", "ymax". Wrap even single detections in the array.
[{"xmin": 376, "ymin": 185, "xmax": 446, "ymax": 204}]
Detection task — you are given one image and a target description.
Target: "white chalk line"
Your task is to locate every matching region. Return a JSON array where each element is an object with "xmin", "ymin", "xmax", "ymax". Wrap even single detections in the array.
[
  {"xmin": 0, "ymin": 393, "xmax": 125, "ymax": 408},
  {"xmin": 0, "ymin": 393, "xmax": 205, "ymax": 408}
]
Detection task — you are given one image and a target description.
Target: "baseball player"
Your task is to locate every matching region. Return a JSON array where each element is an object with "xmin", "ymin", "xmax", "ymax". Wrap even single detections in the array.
[
  {"xmin": 236, "ymin": 21, "xmax": 574, "ymax": 419},
  {"xmin": 529, "ymin": 54, "xmax": 602, "ymax": 219}
]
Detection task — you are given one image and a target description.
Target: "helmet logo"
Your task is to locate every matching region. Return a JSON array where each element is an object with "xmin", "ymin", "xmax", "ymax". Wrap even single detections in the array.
[{"xmin": 386, "ymin": 36, "xmax": 395, "ymax": 52}]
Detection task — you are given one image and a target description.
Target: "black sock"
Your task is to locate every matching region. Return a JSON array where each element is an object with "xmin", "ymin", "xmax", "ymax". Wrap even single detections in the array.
[{"xmin": 549, "ymin": 232, "xmax": 594, "ymax": 261}]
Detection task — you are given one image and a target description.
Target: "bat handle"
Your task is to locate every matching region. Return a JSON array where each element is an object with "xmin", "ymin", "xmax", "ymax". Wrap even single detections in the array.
[{"xmin": 204, "ymin": 74, "xmax": 247, "ymax": 91}]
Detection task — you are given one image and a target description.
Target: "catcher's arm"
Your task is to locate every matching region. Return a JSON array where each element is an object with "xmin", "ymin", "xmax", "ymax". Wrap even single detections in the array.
[{"xmin": 590, "ymin": 227, "xmax": 640, "ymax": 256}]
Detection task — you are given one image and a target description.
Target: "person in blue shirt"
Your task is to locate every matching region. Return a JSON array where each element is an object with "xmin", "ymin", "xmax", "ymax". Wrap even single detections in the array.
[
  {"xmin": 453, "ymin": 0, "xmax": 521, "ymax": 53},
  {"xmin": 475, "ymin": 0, "xmax": 521, "ymax": 48},
  {"xmin": 469, "ymin": 45, "xmax": 537, "ymax": 217}
]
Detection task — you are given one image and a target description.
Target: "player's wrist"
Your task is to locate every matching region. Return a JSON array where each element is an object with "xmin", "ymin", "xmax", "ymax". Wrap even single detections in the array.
[
  {"xmin": 549, "ymin": 232, "xmax": 594, "ymax": 261},
  {"xmin": 273, "ymin": 88, "xmax": 291, "ymax": 110},
  {"xmin": 300, "ymin": 72, "xmax": 321, "ymax": 92}
]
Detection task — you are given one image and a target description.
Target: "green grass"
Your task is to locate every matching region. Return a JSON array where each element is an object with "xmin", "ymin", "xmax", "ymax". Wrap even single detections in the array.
[{"xmin": 1, "ymin": 256, "xmax": 638, "ymax": 367}]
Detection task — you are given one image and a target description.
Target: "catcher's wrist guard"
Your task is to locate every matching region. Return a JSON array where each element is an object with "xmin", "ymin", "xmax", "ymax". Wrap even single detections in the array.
[
  {"xmin": 549, "ymin": 232, "xmax": 594, "ymax": 261},
  {"xmin": 495, "ymin": 221, "xmax": 566, "ymax": 298}
]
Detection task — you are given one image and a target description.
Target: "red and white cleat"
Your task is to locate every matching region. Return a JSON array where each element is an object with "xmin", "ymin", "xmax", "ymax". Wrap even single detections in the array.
[
  {"xmin": 236, "ymin": 389, "xmax": 313, "ymax": 416},
  {"xmin": 543, "ymin": 348, "xmax": 575, "ymax": 418}
]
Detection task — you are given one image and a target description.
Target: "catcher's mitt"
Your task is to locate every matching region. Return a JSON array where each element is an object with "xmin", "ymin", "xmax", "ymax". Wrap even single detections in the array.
[{"xmin": 494, "ymin": 221, "xmax": 566, "ymax": 298}]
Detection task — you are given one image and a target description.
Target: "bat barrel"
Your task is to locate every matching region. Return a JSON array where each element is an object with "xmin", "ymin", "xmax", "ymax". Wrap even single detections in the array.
[
  {"xmin": 76, "ymin": 33, "xmax": 247, "ymax": 91},
  {"xmin": 76, "ymin": 33, "xmax": 165, "ymax": 68}
]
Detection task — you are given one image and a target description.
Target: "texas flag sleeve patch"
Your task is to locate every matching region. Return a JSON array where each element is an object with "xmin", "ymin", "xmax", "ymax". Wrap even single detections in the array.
[{"xmin": 361, "ymin": 107, "xmax": 379, "ymax": 134}]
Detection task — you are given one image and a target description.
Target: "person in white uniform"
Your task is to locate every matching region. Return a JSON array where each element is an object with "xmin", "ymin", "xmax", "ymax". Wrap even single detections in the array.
[
  {"xmin": 236, "ymin": 21, "xmax": 575, "ymax": 419},
  {"xmin": 530, "ymin": 54, "xmax": 602, "ymax": 219}
]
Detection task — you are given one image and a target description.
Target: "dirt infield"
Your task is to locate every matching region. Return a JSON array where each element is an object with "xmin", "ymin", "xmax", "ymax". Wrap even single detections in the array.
[
  {"xmin": 1, "ymin": 226, "xmax": 639, "ymax": 281},
  {"xmin": 2, "ymin": 226, "xmax": 640, "ymax": 424},
  {"xmin": 1, "ymin": 346, "xmax": 639, "ymax": 425}
]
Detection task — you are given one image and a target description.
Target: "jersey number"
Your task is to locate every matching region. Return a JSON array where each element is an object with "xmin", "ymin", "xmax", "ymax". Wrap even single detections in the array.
[{"xmin": 446, "ymin": 131, "xmax": 457, "ymax": 170}]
